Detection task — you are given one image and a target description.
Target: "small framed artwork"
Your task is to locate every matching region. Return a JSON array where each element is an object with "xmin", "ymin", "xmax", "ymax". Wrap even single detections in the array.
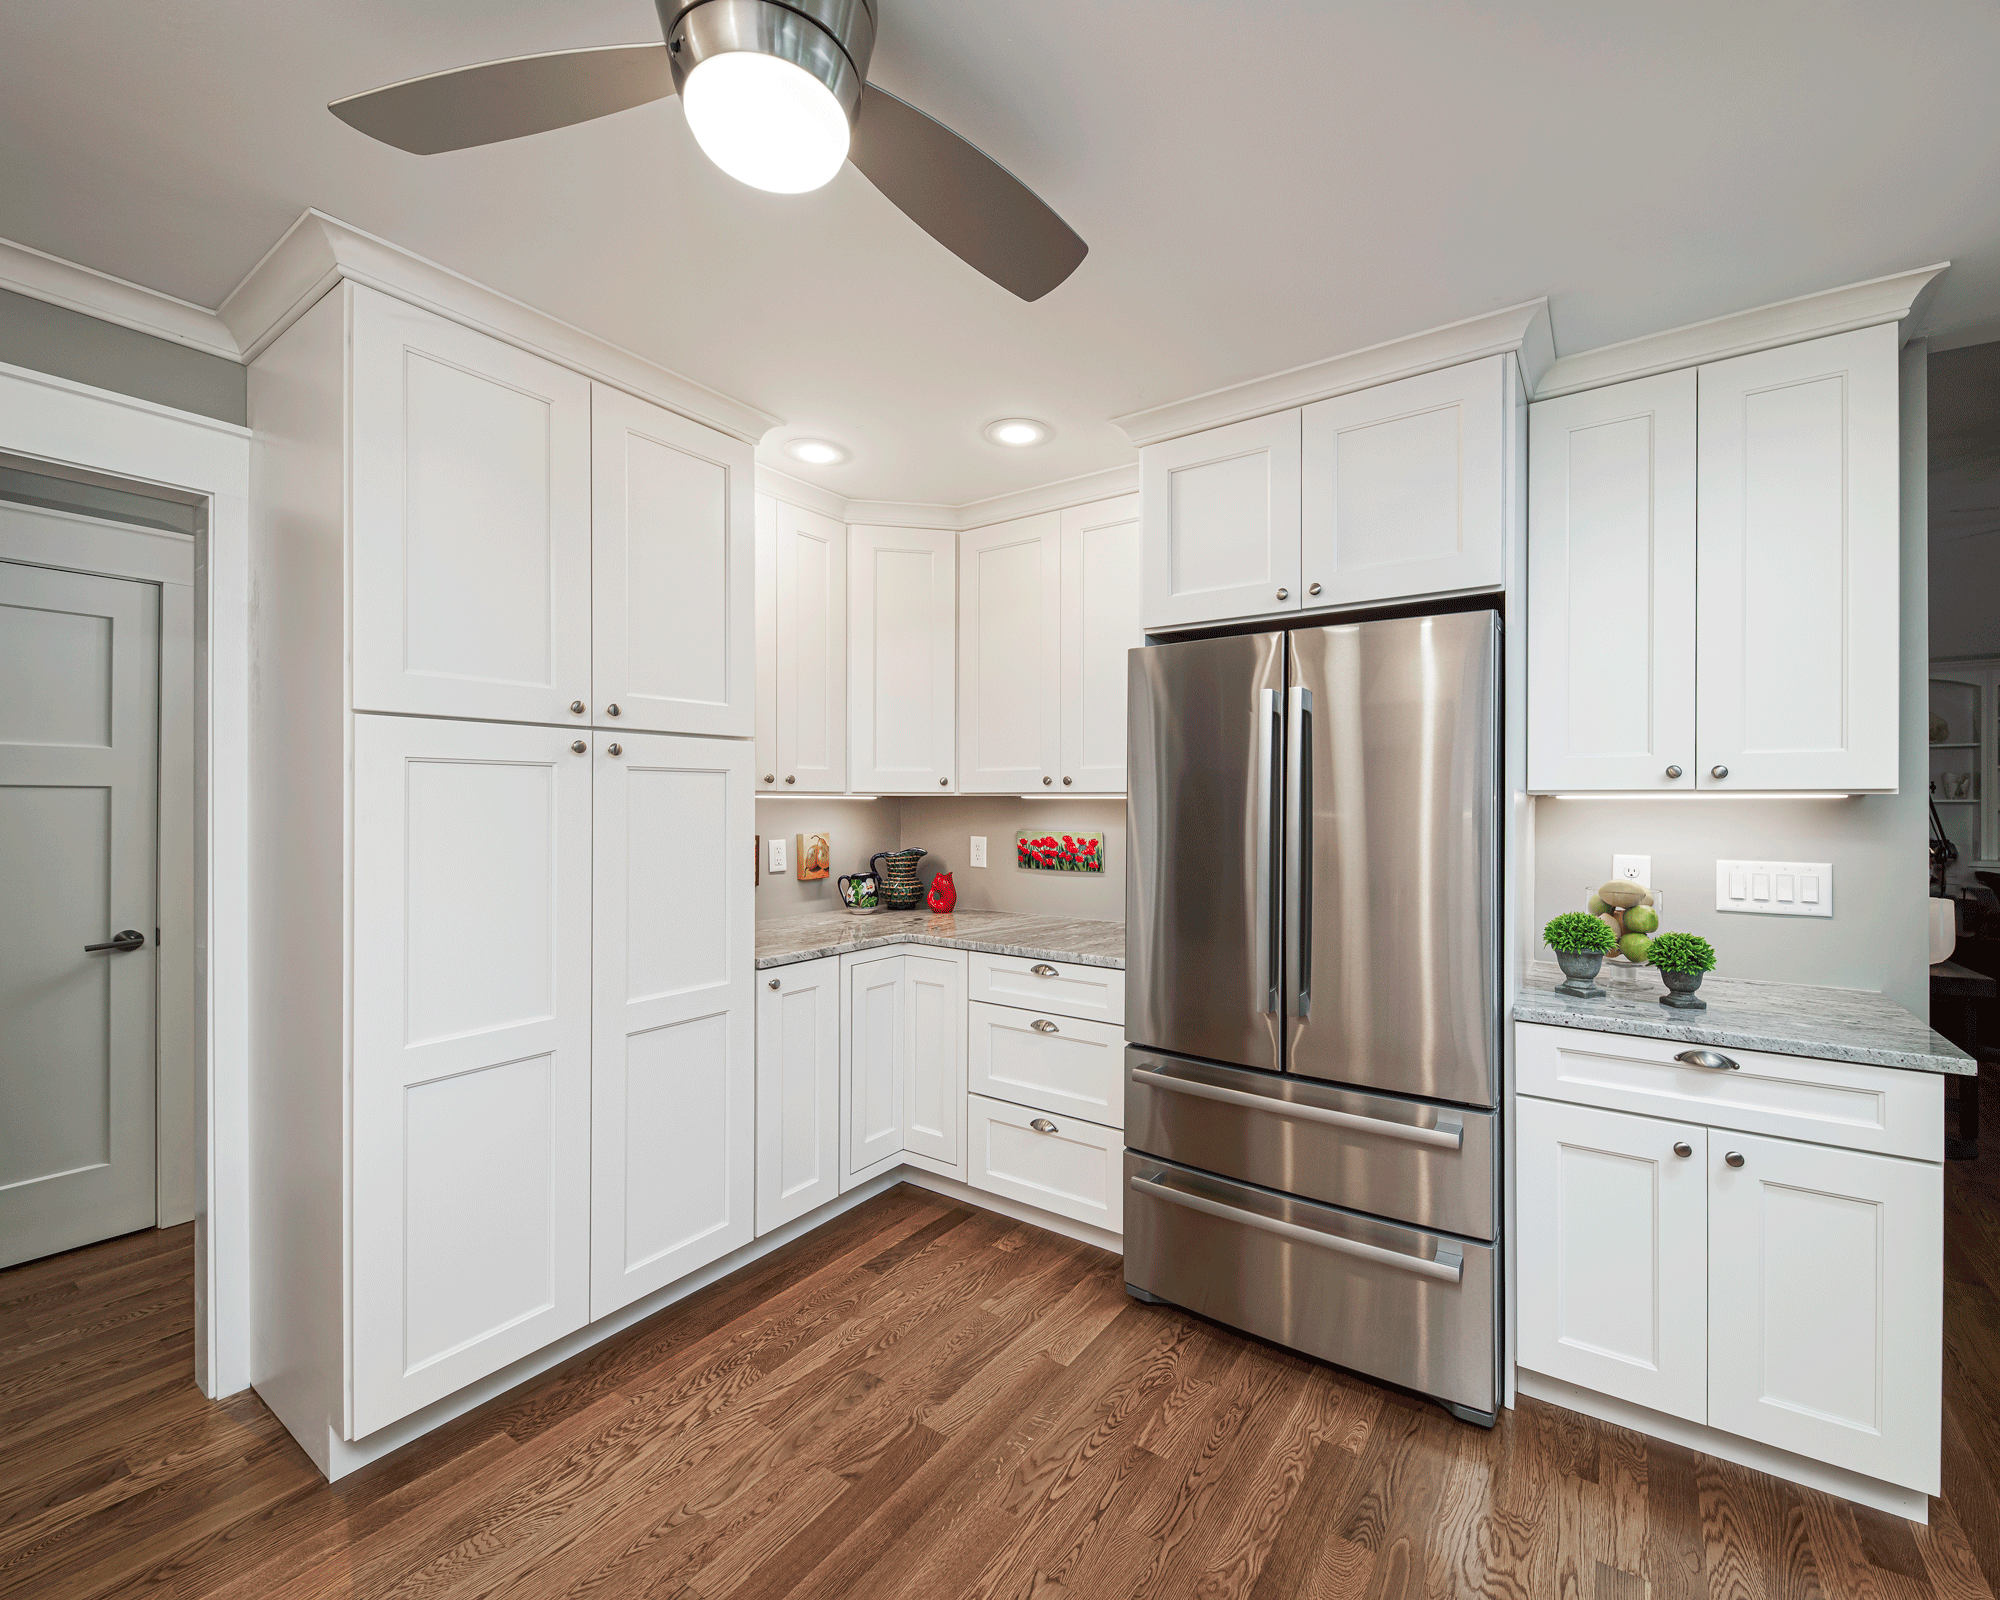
[
  {"xmin": 796, "ymin": 831, "xmax": 830, "ymax": 880},
  {"xmin": 1017, "ymin": 830, "xmax": 1104, "ymax": 874}
]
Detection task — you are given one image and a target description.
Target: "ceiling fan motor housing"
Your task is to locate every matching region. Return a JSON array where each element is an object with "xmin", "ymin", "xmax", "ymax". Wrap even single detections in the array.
[{"xmin": 660, "ymin": 0, "xmax": 877, "ymax": 126}]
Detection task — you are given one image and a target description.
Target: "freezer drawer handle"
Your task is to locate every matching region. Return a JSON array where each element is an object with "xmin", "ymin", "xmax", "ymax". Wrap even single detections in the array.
[
  {"xmin": 1130, "ymin": 1067, "xmax": 1464, "ymax": 1150},
  {"xmin": 1130, "ymin": 1174, "xmax": 1466, "ymax": 1284}
]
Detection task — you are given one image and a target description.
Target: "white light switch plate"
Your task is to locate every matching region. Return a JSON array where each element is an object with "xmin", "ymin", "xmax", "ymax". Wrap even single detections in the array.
[
  {"xmin": 1716, "ymin": 859, "xmax": 1832, "ymax": 917},
  {"xmin": 969, "ymin": 835, "xmax": 987, "ymax": 868},
  {"xmin": 768, "ymin": 836, "xmax": 787, "ymax": 875},
  {"xmin": 1612, "ymin": 854, "xmax": 1652, "ymax": 886}
]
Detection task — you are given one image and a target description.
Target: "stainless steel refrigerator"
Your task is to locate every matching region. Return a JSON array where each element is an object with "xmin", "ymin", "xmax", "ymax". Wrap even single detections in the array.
[{"xmin": 1123, "ymin": 609, "xmax": 1502, "ymax": 1424}]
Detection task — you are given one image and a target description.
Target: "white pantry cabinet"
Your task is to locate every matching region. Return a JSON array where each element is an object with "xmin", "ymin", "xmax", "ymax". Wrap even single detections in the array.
[
  {"xmin": 589, "ymin": 731, "xmax": 755, "ymax": 1319},
  {"xmin": 1140, "ymin": 410, "xmax": 1300, "ymax": 630},
  {"xmin": 591, "ymin": 386, "xmax": 755, "ymax": 739},
  {"xmin": 350, "ymin": 713, "xmax": 594, "ymax": 1437},
  {"xmin": 1059, "ymin": 494, "xmax": 1142, "ymax": 793},
  {"xmin": 756, "ymin": 957, "xmax": 841, "ymax": 1234},
  {"xmin": 753, "ymin": 495, "xmax": 847, "ymax": 792},
  {"xmin": 848, "ymin": 525, "xmax": 956, "ymax": 793},
  {"xmin": 959, "ymin": 512, "xmax": 1062, "ymax": 793}
]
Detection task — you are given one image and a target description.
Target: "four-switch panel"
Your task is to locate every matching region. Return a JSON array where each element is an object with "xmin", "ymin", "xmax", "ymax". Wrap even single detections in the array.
[{"xmin": 1714, "ymin": 859, "xmax": 1832, "ymax": 917}]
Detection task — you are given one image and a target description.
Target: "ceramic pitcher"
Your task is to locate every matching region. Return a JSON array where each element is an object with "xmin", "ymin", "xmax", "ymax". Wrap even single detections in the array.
[{"xmin": 870, "ymin": 847, "xmax": 928, "ymax": 910}]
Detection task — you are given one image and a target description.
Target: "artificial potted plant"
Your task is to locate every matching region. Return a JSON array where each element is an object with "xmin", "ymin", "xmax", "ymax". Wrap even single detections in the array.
[
  {"xmin": 1544, "ymin": 911, "xmax": 1617, "ymax": 998},
  {"xmin": 1648, "ymin": 931, "xmax": 1718, "ymax": 1010}
]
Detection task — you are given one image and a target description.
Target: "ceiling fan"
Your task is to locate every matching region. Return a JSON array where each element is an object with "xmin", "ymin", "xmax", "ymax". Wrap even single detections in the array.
[{"xmin": 329, "ymin": 0, "xmax": 1088, "ymax": 301}]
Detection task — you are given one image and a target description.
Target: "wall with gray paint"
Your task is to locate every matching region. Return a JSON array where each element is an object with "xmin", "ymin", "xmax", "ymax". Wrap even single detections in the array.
[
  {"xmin": 899, "ymin": 796, "xmax": 1126, "ymax": 923},
  {"xmin": 0, "ymin": 288, "xmax": 245, "ymax": 424},
  {"xmin": 754, "ymin": 797, "xmax": 905, "ymax": 918}
]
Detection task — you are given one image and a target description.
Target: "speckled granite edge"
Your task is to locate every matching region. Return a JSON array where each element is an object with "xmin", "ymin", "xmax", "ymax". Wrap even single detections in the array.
[
  {"xmin": 756, "ymin": 911, "xmax": 1126, "ymax": 972},
  {"xmin": 1514, "ymin": 961, "xmax": 1972, "ymax": 1075}
]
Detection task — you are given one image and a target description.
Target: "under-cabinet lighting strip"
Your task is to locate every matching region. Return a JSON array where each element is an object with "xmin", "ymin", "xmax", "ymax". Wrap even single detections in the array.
[{"xmin": 1547, "ymin": 792, "xmax": 1853, "ymax": 801}]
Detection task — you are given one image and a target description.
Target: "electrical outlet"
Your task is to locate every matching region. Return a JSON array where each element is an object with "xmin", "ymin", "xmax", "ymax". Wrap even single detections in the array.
[
  {"xmin": 1612, "ymin": 854, "xmax": 1652, "ymax": 886},
  {"xmin": 768, "ymin": 836, "xmax": 787, "ymax": 876},
  {"xmin": 1716, "ymin": 859, "xmax": 1832, "ymax": 917},
  {"xmin": 969, "ymin": 835, "xmax": 988, "ymax": 868}
]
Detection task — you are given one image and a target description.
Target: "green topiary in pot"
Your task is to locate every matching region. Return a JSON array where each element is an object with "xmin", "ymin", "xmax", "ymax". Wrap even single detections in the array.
[
  {"xmin": 1544, "ymin": 911, "xmax": 1617, "ymax": 998},
  {"xmin": 1647, "ymin": 931, "xmax": 1717, "ymax": 1010}
]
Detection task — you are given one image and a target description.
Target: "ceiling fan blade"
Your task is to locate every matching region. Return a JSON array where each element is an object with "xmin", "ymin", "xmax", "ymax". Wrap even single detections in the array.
[
  {"xmin": 330, "ymin": 44, "xmax": 676, "ymax": 155},
  {"xmin": 848, "ymin": 85, "xmax": 1087, "ymax": 302}
]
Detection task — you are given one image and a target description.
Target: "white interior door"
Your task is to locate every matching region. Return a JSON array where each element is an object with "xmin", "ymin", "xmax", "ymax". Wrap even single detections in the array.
[
  {"xmin": 591, "ymin": 729, "xmax": 755, "ymax": 1317},
  {"xmin": 1707, "ymin": 1130, "xmax": 1941, "ymax": 1492},
  {"xmin": 774, "ymin": 499, "xmax": 847, "ymax": 791},
  {"xmin": 1060, "ymin": 494, "xmax": 1141, "ymax": 793},
  {"xmin": 1527, "ymin": 370, "xmax": 1697, "ymax": 792},
  {"xmin": 847, "ymin": 526, "xmax": 956, "ymax": 793},
  {"xmin": 902, "ymin": 952, "xmax": 965, "ymax": 1174},
  {"xmin": 592, "ymin": 385, "xmax": 754, "ymax": 738},
  {"xmin": 842, "ymin": 953, "xmax": 905, "ymax": 1184},
  {"xmin": 1515, "ymin": 1096, "xmax": 1708, "ymax": 1425},
  {"xmin": 1141, "ymin": 410, "xmax": 1301, "ymax": 630},
  {"xmin": 1695, "ymin": 322, "xmax": 1902, "ymax": 792},
  {"xmin": 0, "ymin": 560, "xmax": 158, "ymax": 1267},
  {"xmin": 756, "ymin": 956, "xmax": 840, "ymax": 1234},
  {"xmin": 350, "ymin": 713, "xmax": 593, "ymax": 1437},
  {"xmin": 349, "ymin": 284, "xmax": 593, "ymax": 726},
  {"xmin": 1300, "ymin": 356, "xmax": 1509, "ymax": 609},
  {"xmin": 960, "ymin": 514, "xmax": 1060, "ymax": 793}
]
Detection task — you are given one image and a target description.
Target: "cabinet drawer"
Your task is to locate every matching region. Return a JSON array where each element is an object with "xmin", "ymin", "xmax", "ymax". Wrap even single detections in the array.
[
  {"xmin": 967, "ymin": 951, "xmax": 1123, "ymax": 1025},
  {"xmin": 968, "ymin": 1094, "xmax": 1122, "ymax": 1233},
  {"xmin": 1515, "ymin": 1022, "xmax": 1942, "ymax": 1162},
  {"xmin": 969, "ymin": 1002, "xmax": 1123, "ymax": 1128}
]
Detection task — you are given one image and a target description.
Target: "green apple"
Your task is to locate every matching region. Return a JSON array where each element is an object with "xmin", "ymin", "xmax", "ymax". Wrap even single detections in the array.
[
  {"xmin": 1619, "ymin": 932, "xmax": 1654, "ymax": 964},
  {"xmin": 1587, "ymin": 895, "xmax": 1609, "ymax": 914},
  {"xmin": 1624, "ymin": 905, "xmax": 1659, "ymax": 934}
]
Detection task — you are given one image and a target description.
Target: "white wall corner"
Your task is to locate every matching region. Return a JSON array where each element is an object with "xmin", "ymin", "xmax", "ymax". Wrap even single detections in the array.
[
  {"xmin": 753, "ymin": 463, "xmax": 851, "ymax": 522},
  {"xmin": 0, "ymin": 235, "xmax": 241, "ymax": 359},
  {"xmin": 758, "ymin": 458, "xmax": 1140, "ymax": 530}
]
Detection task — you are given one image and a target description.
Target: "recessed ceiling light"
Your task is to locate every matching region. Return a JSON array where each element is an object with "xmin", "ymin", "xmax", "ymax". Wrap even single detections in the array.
[
  {"xmin": 984, "ymin": 418, "xmax": 1052, "ymax": 448},
  {"xmin": 784, "ymin": 438, "xmax": 849, "ymax": 466}
]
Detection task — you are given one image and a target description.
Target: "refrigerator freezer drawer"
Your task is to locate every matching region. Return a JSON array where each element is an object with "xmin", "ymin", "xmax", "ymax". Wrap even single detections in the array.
[
  {"xmin": 1124, "ymin": 1049, "xmax": 1495, "ymax": 1239},
  {"xmin": 1123, "ymin": 1153, "xmax": 1498, "ymax": 1416}
]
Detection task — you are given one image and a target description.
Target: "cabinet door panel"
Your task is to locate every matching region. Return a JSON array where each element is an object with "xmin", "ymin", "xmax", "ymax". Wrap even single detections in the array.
[
  {"xmin": 591, "ymin": 731, "xmax": 754, "ymax": 1318},
  {"xmin": 1516, "ymin": 1096, "xmax": 1707, "ymax": 1424},
  {"xmin": 903, "ymin": 952, "xmax": 965, "ymax": 1174},
  {"xmin": 1696, "ymin": 323, "xmax": 1900, "ymax": 791},
  {"xmin": 960, "ymin": 514, "xmax": 1060, "ymax": 792},
  {"xmin": 350, "ymin": 287, "xmax": 592, "ymax": 724},
  {"xmin": 1302, "ymin": 357, "xmax": 1508, "ymax": 609},
  {"xmin": 775, "ymin": 501, "xmax": 848, "ymax": 792},
  {"xmin": 848, "ymin": 526, "xmax": 956, "ymax": 793},
  {"xmin": 1707, "ymin": 1131, "xmax": 1940, "ymax": 1493},
  {"xmin": 754, "ymin": 494, "xmax": 779, "ymax": 791},
  {"xmin": 757, "ymin": 957, "xmax": 841, "ymax": 1233},
  {"xmin": 1527, "ymin": 370, "xmax": 1697, "ymax": 792},
  {"xmin": 1060, "ymin": 494, "xmax": 1141, "ymax": 793},
  {"xmin": 1142, "ymin": 411, "xmax": 1300, "ymax": 630},
  {"xmin": 351, "ymin": 714, "xmax": 592, "ymax": 1437},
  {"xmin": 592, "ymin": 386, "xmax": 754, "ymax": 737},
  {"xmin": 843, "ymin": 953, "xmax": 905, "ymax": 1183}
]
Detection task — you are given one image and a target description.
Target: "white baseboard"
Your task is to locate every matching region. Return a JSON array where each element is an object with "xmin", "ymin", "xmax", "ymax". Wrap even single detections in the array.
[{"xmin": 1516, "ymin": 1369, "xmax": 1930, "ymax": 1522}]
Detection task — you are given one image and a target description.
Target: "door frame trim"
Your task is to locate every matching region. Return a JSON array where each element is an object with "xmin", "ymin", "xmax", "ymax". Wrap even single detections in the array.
[{"xmin": 0, "ymin": 358, "xmax": 251, "ymax": 1401}]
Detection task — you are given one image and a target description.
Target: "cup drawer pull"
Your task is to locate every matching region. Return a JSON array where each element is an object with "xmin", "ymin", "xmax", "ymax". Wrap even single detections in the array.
[
  {"xmin": 1129, "ymin": 1175, "xmax": 1465, "ymax": 1284},
  {"xmin": 1030, "ymin": 963, "xmax": 1059, "ymax": 977},
  {"xmin": 1030, "ymin": 1018, "xmax": 1059, "ymax": 1033},
  {"xmin": 1129, "ymin": 1067, "xmax": 1463, "ymax": 1150},
  {"xmin": 1030, "ymin": 1118, "xmax": 1059, "ymax": 1134},
  {"xmin": 1674, "ymin": 1049, "xmax": 1739, "ymax": 1072}
]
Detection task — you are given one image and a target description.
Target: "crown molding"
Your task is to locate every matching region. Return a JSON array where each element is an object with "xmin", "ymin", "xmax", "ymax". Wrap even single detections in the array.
[
  {"xmin": 755, "ymin": 460, "xmax": 1139, "ymax": 529},
  {"xmin": 220, "ymin": 210, "xmax": 780, "ymax": 444},
  {"xmin": 1111, "ymin": 299, "xmax": 1552, "ymax": 449},
  {"xmin": 0, "ymin": 237, "xmax": 240, "ymax": 359},
  {"xmin": 1534, "ymin": 263, "xmax": 1950, "ymax": 399}
]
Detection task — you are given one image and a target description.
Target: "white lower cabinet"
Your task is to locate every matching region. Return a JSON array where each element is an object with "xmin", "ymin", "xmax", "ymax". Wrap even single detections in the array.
[
  {"xmin": 968, "ymin": 1094, "xmax": 1123, "ymax": 1233},
  {"xmin": 968, "ymin": 1002, "xmax": 1124, "ymax": 1129},
  {"xmin": 843, "ymin": 952, "xmax": 907, "ymax": 1184},
  {"xmin": 840, "ymin": 949, "xmax": 967, "ymax": 1187},
  {"xmin": 902, "ymin": 953, "xmax": 966, "ymax": 1175},
  {"xmin": 756, "ymin": 957, "xmax": 841, "ymax": 1234}
]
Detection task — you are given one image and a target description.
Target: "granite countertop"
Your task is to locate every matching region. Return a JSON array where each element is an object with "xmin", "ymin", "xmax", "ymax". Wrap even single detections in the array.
[
  {"xmin": 755, "ymin": 910, "xmax": 1126, "ymax": 971},
  {"xmin": 1514, "ymin": 960, "xmax": 1973, "ymax": 1075}
]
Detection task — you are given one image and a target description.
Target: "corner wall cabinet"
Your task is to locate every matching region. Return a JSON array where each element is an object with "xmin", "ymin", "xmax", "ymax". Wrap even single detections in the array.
[
  {"xmin": 847, "ymin": 524, "xmax": 956, "ymax": 793},
  {"xmin": 754, "ymin": 494, "xmax": 848, "ymax": 793},
  {"xmin": 1528, "ymin": 322, "xmax": 1902, "ymax": 793}
]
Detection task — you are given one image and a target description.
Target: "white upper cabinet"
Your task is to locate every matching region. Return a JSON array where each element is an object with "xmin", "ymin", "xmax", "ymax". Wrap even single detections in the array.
[
  {"xmin": 1300, "ymin": 356, "xmax": 1510, "ymax": 609},
  {"xmin": 959, "ymin": 513, "xmax": 1061, "ymax": 793},
  {"xmin": 754, "ymin": 495, "xmax": 847, "ymax": 793},
  {"xmin": 350, "ymin": 286, "xmax": 593, "ymax": 725},
  {"xmin": 1060, "ymin": 494, "xmax": 1142, "ymax": 794},
  {"xmin": 1527, "ymin": 369, "xmax": 1698, "ymax": 792},
  {"xmin": 848, "ymin": 525, "xmax": 956, "ymax": 793},
  {"xmin": 1141, "ymin": 411, "xmax": 1300, "ymax": 630},
  {"xmin": 1695, "ymin": 323, "xmax": 1901, "ymax": 792},
  {"xmin": 591, "ymin": 385, "xmax": 754, "ymax": 738},
  {"xmin": 589, "ymin": 730, "xmax": 755, "ymax": 1320}
]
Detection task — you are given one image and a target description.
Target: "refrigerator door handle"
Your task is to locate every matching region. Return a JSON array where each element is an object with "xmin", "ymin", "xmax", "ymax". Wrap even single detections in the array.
[
  {"xmin": 1286, "ymin": 684, "xmax": 1313, "ymax": 1017},
  {"xmin": 1129, "ymin": 1173, "xmax": 1467, "ymax": 1284},
  {"xmin": 1257, "ymin": 687, "xmax": 1282, "ymax": 1013},
  {"xmin": 1129, "ymin": 1066, "xmax": 1465, "ymax": 1149}
]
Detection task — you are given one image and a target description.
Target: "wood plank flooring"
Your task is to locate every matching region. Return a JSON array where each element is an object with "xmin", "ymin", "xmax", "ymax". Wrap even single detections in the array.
[{"xmin": 4, "ymin": 1140, "xmax": 1999, "ymax": 1600}]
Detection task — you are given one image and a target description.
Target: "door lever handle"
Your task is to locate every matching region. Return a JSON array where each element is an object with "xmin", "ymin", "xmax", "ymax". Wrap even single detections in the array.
[{"xmin": 85, "ymin": 929, "xmax": 146, "ymax": 954}]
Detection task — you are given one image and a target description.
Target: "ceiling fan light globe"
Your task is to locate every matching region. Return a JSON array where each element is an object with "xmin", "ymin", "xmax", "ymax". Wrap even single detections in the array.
[{"xmin": 682, "ymin": 51, "xmax": 850, "ymax": 194}]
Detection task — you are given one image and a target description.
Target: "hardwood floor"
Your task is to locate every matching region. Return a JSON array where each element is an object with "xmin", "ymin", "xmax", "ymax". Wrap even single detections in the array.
[{"xmin": 3, "ymin": 1162, "xmax": 1997, "ymax": 1600}]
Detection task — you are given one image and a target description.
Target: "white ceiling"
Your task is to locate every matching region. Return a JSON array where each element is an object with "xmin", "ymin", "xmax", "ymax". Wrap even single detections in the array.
[{"xmin": 5, "ymin": 1, "xmax": 2000, "ymax": 505}]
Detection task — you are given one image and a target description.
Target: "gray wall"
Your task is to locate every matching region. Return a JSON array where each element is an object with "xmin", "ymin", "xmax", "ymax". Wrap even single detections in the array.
[
  {"xmin": 899, "ymin": 796, "xmax": 1127, "ymax": 922},
  {"xmin": 754, "ymin": 797, "xmax": 906, "ymax": 918},
  {"xmin": 0, "ymin": 287, "xmax": 245, "ymax": 425},
  {"xmin": 1532, "ymin": 342, "xmax": 1932, "ymax": 1018},
  {"xmin": 1929, "ymin": 339, "xmax": 2000, "ymax": 661}
]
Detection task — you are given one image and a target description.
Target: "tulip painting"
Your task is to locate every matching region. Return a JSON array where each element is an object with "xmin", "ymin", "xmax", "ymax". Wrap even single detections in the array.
[{"xmin": 1015, "ymin": 830, "xmax": 1105, "ymax": 874}]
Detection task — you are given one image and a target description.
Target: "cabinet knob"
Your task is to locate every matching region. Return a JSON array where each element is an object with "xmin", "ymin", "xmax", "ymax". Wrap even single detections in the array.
[
  {"xmin": 1030, "ymin": 1018, "xmax": 1059, "ymax": 1033},
  {"xmin": 1665, "ymin": 764, "xmax": 1683, "ymax": 780},
  {"xmin": 1308, "ymin": 582, "xmax": 1322, "ymax": 597},
  {"xmin": 1043, "ymin": 776, "xmax": 1053, "ymax": 786},
  {"xmin": 606, "ymin": 703, "xmax": 621, "ymax": 718},
  {"xmin": 1672, "ymin": 1141, "xmax": 1693, "ymax": 1158},
  {"xmin": 571, "ymin": 740, "xmax": 587, "ymax": 754},
  {"xmin": 570, "ymin": 700, "xmax": 586, "ymax": 715},
  {"xmin": 1725, "ymin": 1151, "xmax": 1746, "ymax": 1168},
  {"xmin": 786, "ymin": 775, "xmax": 796, "ymax": 784},
  {"xmin": 1030, "ymin": 1118, "xmax": 1058, "ymax": 1135},
  {"xmin": 764, "ymin": 774, "xmax": 776, "ymax": 784},
  {"xmin": 939, "ymin": 777, "xmax": 949, "ymax": 787},
  {"xmin": 1063, "ymin": 776, "xmax": 1072, "ymax": 785},
  {"xmin": 768, "ymin": 978, "xmax": 780, "ymax": 989},
  {"xmin": 607, "ymin": 743, "xmax": 622, "ymax": 756},
  {"xmin": 1711, "ymin": 764, "xmax": 1729, "ymax": 779},
  {"xmin": 1276, "ymin": 588, "xmax": 1289, "ymax": 601}
]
